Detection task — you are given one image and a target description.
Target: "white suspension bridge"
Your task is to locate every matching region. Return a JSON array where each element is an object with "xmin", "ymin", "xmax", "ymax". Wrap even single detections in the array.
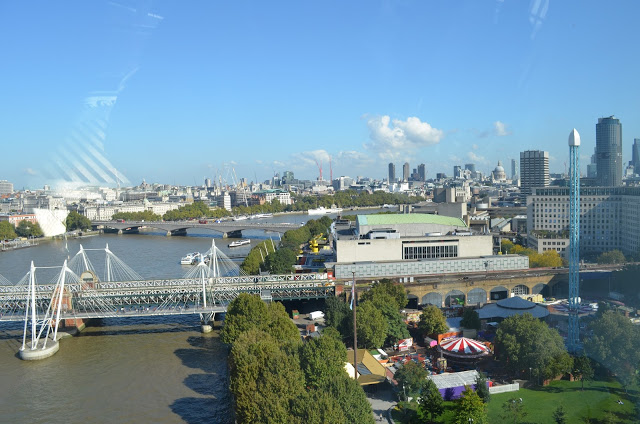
[{"xmin": 0, "ymin": 241, "xmax": 334, "ymax": 360}]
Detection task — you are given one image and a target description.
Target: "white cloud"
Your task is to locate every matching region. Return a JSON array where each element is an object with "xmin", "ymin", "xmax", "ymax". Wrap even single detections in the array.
[
  {"xmin": 365, "ymin": 115, "xmax": 443, "ymax": 160},
  {"xmin": 494, "ymin": 121, "xmax": 511, "ymax": 136},
  {"xmin": 467, "ymin": 151, "xmax": 487, "ymax": 163},
  {"xmin": 23, "ymin": 168, "xmax": 37, "ymax": 176}
]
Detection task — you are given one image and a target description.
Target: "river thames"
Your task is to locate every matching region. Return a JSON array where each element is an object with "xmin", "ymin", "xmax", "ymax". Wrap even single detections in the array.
[{"xmin": 0, "ymin": 209, "xmax": 386, "ymax": 423}]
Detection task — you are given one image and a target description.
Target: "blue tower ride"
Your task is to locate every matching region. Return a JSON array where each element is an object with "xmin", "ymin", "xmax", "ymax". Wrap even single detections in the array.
[{"xmin": 568, "ymin": 129, "xmax": 581, "ymax": 352}]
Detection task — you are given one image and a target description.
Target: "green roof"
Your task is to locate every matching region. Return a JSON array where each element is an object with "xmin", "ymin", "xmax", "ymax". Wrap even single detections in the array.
[{"xmin": 357, "ymin": 214, "xmax": 467, "ymax": 228}]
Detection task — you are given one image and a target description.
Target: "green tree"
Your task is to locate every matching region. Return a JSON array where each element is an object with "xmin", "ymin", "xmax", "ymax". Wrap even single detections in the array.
[
  {"xmin": 359, "ymin": 279, "xmax": 408, "ymax": 310},
  {"xmin": 500, "ymin": 398, "xmax": 527, "ymax": 424},
  {"xmin": 418, "ymin": 305, "xmax": 449, "ymax": 336},
  {"xmin": 264, "ymin": 301, "xmax": 300, "ymax": 344},
  {"xmin": 394, "ymin": 360, "xmax": 429, "ymax": 400},
  {"xmin": 552, "ymin": 405, "xmax": 567, "ymax": 424},
  {"xmin": 460, "ymin": 308, "xmax": 481, "ymax": 330},
  {"xmin": 453, "ymin": 386, "xmax": 487, "ymax": 424},
  {"xmin": 501, "ymin": 239, "xmax": 515, "ymax": 254},
  {"xmin": 229, "ymin": 330, "xmax": 305, "ymax": 424},
  {"xmin": 289, "ymin": 389, "xmax": 346, "ymax": 424},
  {"xmin": 417, "ymin": 378, "xmax": 444, "ymax": 423},
  {"xmin": 300, "ymin": 327, "xmax": 347, "ymax": 389},
  {"xmin": 356, "ymin": 301, "xmax": 387, "ymax": 348},
  {"xmin": 586, "ymin": 310, "xmax": 640, "ymax": 391},
  {"xmin": 494, "ymin": 313, "xmax": 572, "ymax": 381},
  {"xmin": 324, "ymin": 295, "xmax": 350, "ymax": 337},
  {"xmin": 597, "ymin": 249, "xmax": 626, "ymax": 264},
  {"xmin": 529, "ymin": 249, "xmax": 564, "ymax": 268},
  {"xmin": 475, "ymin": 371, "xmax": 491, "ymax": 404},
  {"xmin": 15, "ymin": 220, "xmax": 43, "ymax": 237},
  {"xmin": 378, "ymin": 302, "xmax": 410, "ymax": 346},
  {"xmin": 65, "ymin": 211, "xmax": 92, "ymax": 231},
  {"xmin": 0, "ymin": 221, "xmax": 17, "ymax": 240},
  {"xmin": 263, "ymin": 247, "xmax": 296, "ymax": 274},
  {"xmin": 321, "ymin": 374, "xmax": 375, "ymax": 424},
  {"xmin": 572, "ymin": 354, "xmax": 594, "ymax": 391}
]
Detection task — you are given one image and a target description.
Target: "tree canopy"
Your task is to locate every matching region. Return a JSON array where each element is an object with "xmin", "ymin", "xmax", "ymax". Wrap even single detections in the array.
[
  {"xmin": 494, "ymin": 313, "xmax": 572, "ymax": 381},
  {"xmin": 460, "ymin": 308, "xmax": 481, "ymax": 330},
  {"xmin": 359, "ymin": 279, "xmax": 408, "ymax": 310},
  {"xmin": 112, "ymin": 210, "xmax": 162, "ymax": 221},
  {"xmin": 453, "ymin": 386, "xmax": 487, "ymax": 424},
  {"xmin": 0, "ymin": 221, "xmax": 17, "ymax": 240},
  {"xmin": 356, "ymin": 301, "xmax": 387, "ymax": 348},
  {"xmin": 394, "ymin": 360, "xmax": 429, "ymax": 400},
  {"xmin": 418, "ymin": 305, "xmax": 449, "ymax": 336},
  {"xmin": 65, "ymin": 211, "xmax": 92, "ymax": 231},
  {"xmin": 585, "ymin": 310, "xmax": 640, "ymax": 390},
  {"xmin": 418, "ymin": 378, "xmax": 444, "ymax": 422},
  {"xmin": 15, "ymin": 220, "xmax": 43, "ymax": 237},
  {"xmin": 596, "ymin": 249, "xmax": 626, "ymax": 264}
]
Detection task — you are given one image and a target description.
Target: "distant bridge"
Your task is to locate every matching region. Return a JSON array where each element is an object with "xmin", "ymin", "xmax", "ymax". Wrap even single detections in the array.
[{"xmin": 92, "ymin": 220, "xmax": 302, "ymax": 237}]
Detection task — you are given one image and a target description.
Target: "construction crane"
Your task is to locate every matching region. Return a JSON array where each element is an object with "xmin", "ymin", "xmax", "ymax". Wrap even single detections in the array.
[{"xmin": 315, "ymin": 159, "xmax": 323, "ymax": 181}]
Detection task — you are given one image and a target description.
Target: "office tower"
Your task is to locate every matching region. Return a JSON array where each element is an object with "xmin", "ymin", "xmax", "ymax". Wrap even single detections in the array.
[
  {"xmin": 632, "ymin": 138, "xmax": 640, "ymax": 174},
  {"xmin": 520, "ymin": 150, "xmax": 549, "ymax": 195},
  {"xmin": 511, "ymin": 159, "xmax": 518, "ymax": 180},
  {"xmin": 388, "ymin": 163, "xmax": 396, "ymax": 183},
  {"xmin": 453, "ymin": 165, "xmax": 461, "ymax": 179},
  {"xmin": 587, "ymin": 148, "xmax": 597, "ymax": 179},
  {"xmin": 464, "ymin": 163, "xmax": 475, "ymax": 173},
  {"xmin": 403, "ymin": 162, "xmax": 410, "ymax": 181},
  {"xmin": 418, "ymin": 163, "xmax": 426, "ymax": 181},
  {"xmin": 0, "ymin": 180, "xmax": 13, "ymax": 195},
  {"xmin": 204, "ymin": 178, "xmax": 212, "ymax": 188},
  {"xmin": 596, "ymin": 116, "xmax": 622, "ymax": 186}
]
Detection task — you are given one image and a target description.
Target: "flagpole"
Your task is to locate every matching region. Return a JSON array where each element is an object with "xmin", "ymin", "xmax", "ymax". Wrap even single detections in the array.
[{"xmin": 352, "ymin": 271, "xmax": 357, "ymax": 381}]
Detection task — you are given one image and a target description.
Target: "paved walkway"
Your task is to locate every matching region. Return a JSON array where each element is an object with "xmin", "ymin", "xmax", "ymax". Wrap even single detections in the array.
[{"xmin": 365, "ymin": 382, "xmax": 397, "ymax": 423}]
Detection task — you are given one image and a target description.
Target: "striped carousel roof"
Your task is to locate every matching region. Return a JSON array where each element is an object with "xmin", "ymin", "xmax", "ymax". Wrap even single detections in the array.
[{"xmin": 440, "ymin": 337, "xmax": 488, "ymax": 354}]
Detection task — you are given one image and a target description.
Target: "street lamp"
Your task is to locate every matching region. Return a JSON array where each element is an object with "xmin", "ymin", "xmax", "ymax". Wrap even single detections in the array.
[{"xmin": 529, "ymin": 367, "xmax": 532, "ymax": 381}]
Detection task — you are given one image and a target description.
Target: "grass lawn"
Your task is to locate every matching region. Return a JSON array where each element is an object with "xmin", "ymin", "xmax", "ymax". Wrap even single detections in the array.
[{"xmin": 392, "ymin": 378, "xmax": 638, "ymax": 423}]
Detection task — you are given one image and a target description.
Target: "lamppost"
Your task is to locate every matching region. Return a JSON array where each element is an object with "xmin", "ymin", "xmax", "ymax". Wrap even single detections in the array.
[{"xmin": 529, "ymin": 367, "xmax": 532, "ymax": 382}]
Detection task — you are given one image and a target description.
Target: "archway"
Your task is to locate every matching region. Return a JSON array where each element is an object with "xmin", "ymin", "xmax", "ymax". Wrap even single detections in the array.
[
  {"xmin": 511, "ymin": 284, "xmax": 530, "ymax": 296},
  {"xmin": 489, "ymin": 286, "xmax": 508, "ymax": 301},
  {"xmin": 407, "ymin": 294, "xmax": 419, "ymax": 309},
  {"xmin": 445, "ymin": 290, "xmax": 465, "ymax": 307},
  {"xmin": 467, "ymin": 288, "xmax": 487, "ymax": 306},
  {"xmin": 422, "ymin": 292, "xmax": 442, "ymax": 307},
  {"xmin": 531, "ymin": 283, "xmax": 549, "ymax": 297}
]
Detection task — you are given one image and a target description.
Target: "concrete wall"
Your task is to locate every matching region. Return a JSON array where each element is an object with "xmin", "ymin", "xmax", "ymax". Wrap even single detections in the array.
[
  {"xmin": 336, "ymin": 235, "xmax": 493, "ymax": 263},
  {"xmin": 334, "ymin": 254, "xmax": 528, "ymax": 279}
]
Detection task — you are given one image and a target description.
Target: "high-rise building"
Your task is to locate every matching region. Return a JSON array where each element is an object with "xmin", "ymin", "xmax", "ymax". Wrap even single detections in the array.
[
  {"xmin": 204, "ymin": 178, "xmax": 212, "ymax": 188},
  {"xmin": 464, "ymin": 163, "xmax": 475, "ymax": 173},
  {"xmin": 520, "ymin": 150, "xmax": 549, "ymax": 195},
  {"xmin": 0, "ymin": 180, "xmax": 13, "ymax": 195},
  {"xmin": 418, "ymin": 164, "xmax": 426, "ymax": 181},
  {"xmin": 511, "ymin": 159, "xmax": 518, "ymax": 180},
  {"xmin": 388, "ymin": 163, "xmax": 396, "ymax": 183},
  {"xmin": 632, "ymin": 138, "xmax": 640, "ymax": 174},
  {"xmin": 453, "ymin": 166, "xmax": 462, "ymax": 179},
  {"xmin": 596, "ymin": 116, "xmax": 622, "ymax": 186},
  {"xmin": 403, "ymin": 162, "xmax": 410, "ymax": 181},
  {"xmin": 587, "ymin": 148, "xmax": 597, "ymax": 179}
]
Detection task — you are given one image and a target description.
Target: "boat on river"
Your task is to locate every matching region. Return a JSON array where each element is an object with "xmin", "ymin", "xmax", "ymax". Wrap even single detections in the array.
[
  {"xmin": 307, "ymin": 206, "xmax": 343, "ymax": 215},
  {"xmin": 180, "ymin": 252, "xmax": 201, "ymax": 265},
  {"xmin": 228, "ymin": 239, "xmax": 251, "ymax": 248}
]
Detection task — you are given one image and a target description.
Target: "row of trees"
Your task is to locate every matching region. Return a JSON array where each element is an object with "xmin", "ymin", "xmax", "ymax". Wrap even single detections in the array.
[
  {"xmin": 65, "ymin": 211, "xmax": 92, "ymax": 231},
  {"xmin": 240, "ymin": 216, "xmax": 332, "ymax": 275},
  {"xmin": 0, "ymin": 220, "xmax": 44, "ymax": 240},
  {"xmin": 112, "ymin": 210, "xmax": 162, "ymax": 222},
  {"xmin": 325, "ymin": 280, "xmax": 410, "ymax": 349},
  {"xmin": 222, "ymin": 294, "xmax": 374, "ymax": 423},
  {"xmin": 501, "ymin": 239, "xmax": 564, "ymax": 268}
]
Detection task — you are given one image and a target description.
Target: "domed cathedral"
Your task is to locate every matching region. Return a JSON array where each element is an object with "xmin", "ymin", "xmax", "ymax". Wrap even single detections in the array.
[{"xmin": 491, "ymin": 161, "xmax": 507, "ymax": 182}]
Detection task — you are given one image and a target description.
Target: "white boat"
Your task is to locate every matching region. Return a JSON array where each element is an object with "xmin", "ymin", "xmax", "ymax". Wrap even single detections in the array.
[
  {"xmin": 307, "ymin": 206, "xmax": 343, "ymax": 215},
  {"xmin": 228, "ymin": 239, "xmax": 251, "ymax": 248},
  {"xmin": 180, "ymin": 252, "xmax": 200, "ymax": 265},
  {"xmin": 250, "ymin": 213, "xmax": 273, "ymax": 219},
  {"xmin": 233, "ymin": 215, "xmax": 249, "ymax": 221}
]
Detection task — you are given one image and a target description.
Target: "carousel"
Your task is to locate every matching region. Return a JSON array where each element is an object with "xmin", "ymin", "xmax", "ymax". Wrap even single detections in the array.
[{"xmin": 438, "ymin": 337, "xmax": 490, "ymax": 363}]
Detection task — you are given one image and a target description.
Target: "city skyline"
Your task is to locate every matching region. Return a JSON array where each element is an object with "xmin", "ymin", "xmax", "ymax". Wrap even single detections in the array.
[{"xmin": 2, "ymin": 1, "xmax": 640, "ymax": 189}]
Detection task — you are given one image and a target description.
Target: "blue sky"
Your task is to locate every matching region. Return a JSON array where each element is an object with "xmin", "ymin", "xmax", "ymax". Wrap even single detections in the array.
[{"xmin": 1, "ymin": 1, "xmax": 639, "ymax": 189}]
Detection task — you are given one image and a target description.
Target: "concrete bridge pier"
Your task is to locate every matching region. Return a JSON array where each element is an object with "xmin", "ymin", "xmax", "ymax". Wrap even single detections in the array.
[{"xmin": 200, "ymin": 312, "xmax": 215, "ymax": 333}]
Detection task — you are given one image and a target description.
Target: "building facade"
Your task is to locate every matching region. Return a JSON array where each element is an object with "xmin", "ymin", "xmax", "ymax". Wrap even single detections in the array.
[
  {"xmin": 596, "ymin": 116, "xmax": 622, "ymax": 187},
  {"xmin": 632, "ymin": 138, "xmax": 640, "ymax": 174},
  {"xmin": 0, "ymin": 180, "xmax": 13, "ymax": 195},
  {"xmin": 418, "ymin": 164, "xmax": 426, "ymax": 181},
  {"xmin": 520, "ymin": 150, "xmax": 549, "ymax": 195},
  {"xmin": 403, "ymin": 162, "xmax": 410, "ymax": 182},
  {"xmin": 527, "ymin": 186, "xmax": 640, "ymax": 256},
  {"xmin": 388, "ymin": 163, "xmax": 396, "ymax": 183}
]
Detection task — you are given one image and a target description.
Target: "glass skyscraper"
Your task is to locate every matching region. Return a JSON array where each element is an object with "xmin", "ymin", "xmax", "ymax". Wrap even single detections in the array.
[{"xmin": 595, "ymin": 116, "xmax": 622, "ymax": 186}]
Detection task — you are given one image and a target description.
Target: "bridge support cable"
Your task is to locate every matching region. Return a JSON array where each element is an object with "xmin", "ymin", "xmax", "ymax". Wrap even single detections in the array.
[
  {"xmin": 104, "ymin": 244, "xmax": 142, "ymax": 282},
  {"xmin": 0, "ymin": 273, "xmax": 11, "ymax": 286}
]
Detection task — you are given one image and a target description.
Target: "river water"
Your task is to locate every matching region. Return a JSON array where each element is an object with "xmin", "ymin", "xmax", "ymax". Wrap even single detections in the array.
[{"xmin": 0, "ymin": 208, "xmax": 387, "ymax": 423}]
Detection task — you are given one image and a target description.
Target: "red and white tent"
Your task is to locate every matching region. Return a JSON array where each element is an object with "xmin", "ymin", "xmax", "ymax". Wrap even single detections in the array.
[{"xmin": 439, "ymin": 337, "xmax": 488, "ymax": 356}]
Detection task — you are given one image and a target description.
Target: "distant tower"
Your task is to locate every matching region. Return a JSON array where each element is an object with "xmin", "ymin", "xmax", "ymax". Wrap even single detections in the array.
[
  {"xmin": 595, "ymin": 116, "xmax": 622, "ymax": 186},
  {"xmin": 511, "ymin": 158, "xmax": 518, "ymax": 180},
  {"xmin": 568, "ymin": 129, "xmax": 581, "ymax": 352},
  {"xmin": 418, "ymin": 163, "xmax": 426, "ymax": 181},
  {"xmin": 403, "ymin": 162, "xmax": 410, "ymax": 182},
  {"xmin": 453, "ymin": 165, "xmax": 462, "ymax": 179},
  {"xmin": 464, "ymin": 163, "xmax": 475, "ymax": 173},
  {"xmin": 388, "ymin": 163, "xmax": 396, "ymax": 183},
  {"xmin": 632, "ymin": 138, "xmax": 640, "ymax": 174},
  {"xmin": 520, "ymin": 150, "xmax": 549, "ymax": 195}
]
